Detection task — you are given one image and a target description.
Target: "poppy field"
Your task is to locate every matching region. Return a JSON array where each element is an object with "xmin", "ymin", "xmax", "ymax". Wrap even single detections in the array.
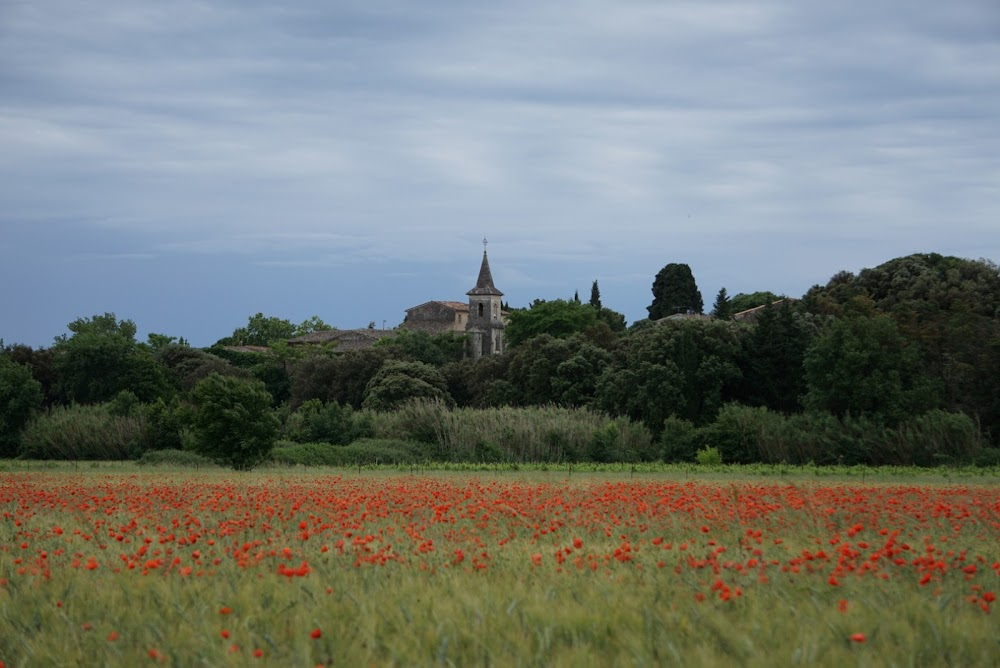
[{"xmin": 2, "ymin": 469, "xmax": 999, "ymax": 666}]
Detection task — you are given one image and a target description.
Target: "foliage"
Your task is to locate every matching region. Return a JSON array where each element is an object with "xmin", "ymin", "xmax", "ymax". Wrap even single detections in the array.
[
  {"xmin": 0, "ymin": 357, "xmax": 44, "ymax": 457},
  {"xmin": 136, "ymin": 449, "xmax": 217, "ymax": 467},
  {"xmin": 504, "ymin": 334, "xmax": 613, "ymax": 408},
  {"xmin": 743, "ymin": 301, "xmax": 812, "ymax": 413},
  {"xmin": 371, "ymin": 400, "xmax": 655, "ymax": 463},
  {"xmin": 139, "ymin": 397, "xmax": 195, "ymax": 452},
  {"xmin": 157, "ymin": 345, "xmax": 249, "ymax": 391},
  {"xmin": 597, "ymin": 319, "xmax": 744, "ymax": 433},
  {"xmin": 589, "ymin": 280, "xmax": 602, "ymax": 310},
  {"xmin": 803, "ymin": 314, "xmax": 937, "ymax": 425},
  {"xmin": 190, "ymin": 374, "xmax": 279, "ymax": 470},
  {"xmin": 695, "ymin": 445, "xmax": 723, "ymax": 466},
  {"xmin": 1, "ymin": 344, "xmax": 58, "ymax": 406},
  {"xmin": 711, "ymin": 287, "xmax": 732, "ymax": 320},
  {"xmin": 271, "ymin": 439, "xmax": 419, "ymax": 466},
  {"xmin": 361, "ymin": 361, "xmax": 453, "ymax": 412},
  {"xmin": 728, "ymin": 291, "xmax": 783, "ymax": 314},
  {"xmin": 290, "ymin": 347, "xmax": 394, "ymax": 410},
  {"xmin": 647, "ymin": 263, "xmax": 703, "ymax": 319},
  {"xmin": 215, "ymin": 313, "xmax": 298, "ymax": 347},
  {"xmin": 53, "ymin": 313, "xmax": 173, "ymax": 404},
  {"xmin": 374, "ymin": 329, "xmax": 466, "ymax": 366},
  {"xmin": 19, "ymin": 404, "xmax": 144, "ymax": 460},
  {"xmin": 504, "ymin": 299, "xmax": 599, "ymax": 348},
  {"xmin": 660, "ymin": 416, "xmax": 698, "ymax": 463},
  {"xmin": 282, "ymin": 399, "xmax": 374, "ymax": 445}
]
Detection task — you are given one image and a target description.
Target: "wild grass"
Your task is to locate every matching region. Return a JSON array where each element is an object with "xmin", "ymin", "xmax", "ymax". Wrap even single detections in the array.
[{"xmin": 1, "ymin": 469, "xmax": 998, "ymax": 666}]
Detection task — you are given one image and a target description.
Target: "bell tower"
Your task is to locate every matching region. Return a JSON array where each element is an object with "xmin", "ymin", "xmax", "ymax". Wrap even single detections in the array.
[{"xmin": 466, "ymin": 238, "xmax": 504, "ymax": 359}]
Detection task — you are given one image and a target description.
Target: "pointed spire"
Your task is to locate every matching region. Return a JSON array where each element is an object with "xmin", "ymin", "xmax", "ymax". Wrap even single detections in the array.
[{"xmin": 467, "ymin": 248, "xmax": 503, "ymax": 296}]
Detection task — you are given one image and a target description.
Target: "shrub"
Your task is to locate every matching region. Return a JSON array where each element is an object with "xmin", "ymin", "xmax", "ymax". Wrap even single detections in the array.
[
  {"xmin": 270, "ymin": 439, "xmax": 419, "ymax": 467},
  {"xmin": 136, "ymin": 449, "xmax": 217, "ymax": 467},
  {"xmin": 695, "ymin": 446, "xmax": 723, "ymax": 466},
  {"xmin": 371, "ymin": 400, "xmax": 654, "ymax": 463},
  {"xmin": 191, "ymin": 374, "xmax": 279, "ymax": 470},
  {"xmin": 20, "ymin": 404, "xmax": 144, "ymax": 460},
  {"xmin": 660, "ymin": 416, "xmax": 698, "ymax": 463},
  {"xmin": 0, "ymin": 357, "xmax": 43, "ymax": 457}
]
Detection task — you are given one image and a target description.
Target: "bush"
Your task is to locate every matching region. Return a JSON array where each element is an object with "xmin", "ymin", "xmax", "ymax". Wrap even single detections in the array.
[
  {"xmin": 136, "ymin": 449, "xmax": 217, "ymax": 467},
  {"xmin": 660, "ymin": 416, "xmax": 698, "ymax": 462},
  {"xmin": 191, "ymin": 374, "xmax": 279, "ymax": 470},
  {"xmin": 0, "ymin": 357, "xmax": 43, "ymax": 457},
  {"xmin": 20, "ymin": 404, "xmax": 144, "ymax": 460},
  {"xmin": 695, "ymin": 446, "xmax": 723, "ymax": 466},
  {"xmin": 371, "ymin": 400, "xmax": 655, "ymax": 463},
  {"xmin": 284, "ymin": 399, "xmax": 374, "ymax": 445},
  {"xmin": 270, "ymin": 439, "xmax": 420, "ymax": 467}
]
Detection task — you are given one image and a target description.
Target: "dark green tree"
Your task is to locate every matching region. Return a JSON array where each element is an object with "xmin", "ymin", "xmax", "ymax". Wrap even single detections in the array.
[
  {"xmin": 374, "ymin": 330, "xmax": 466, "ymax": 366},
  {"xmin": 0, "ymin": 357, "xmax": 44, "ymax": 457},
  {"xmin": 728, "ymin": 291, "xmax": 783, "ymax": 315},
  {"xmin": 216, "ymin": 313, "xmax": 298, "ymax": 347},
  {"xmin": 361, "ymin": 360, "xmax": 453, "ymax": 412},
  {"xmin": 597, "ymin": 319, "xmax": 743, "ymax": 433},
  {"xmin": 191, "ymin": 374, "xmax": 279, "ymax": 470},
  {"xmin": 743, "ymin": 301, "xmax": 811, "ymax": 412},
  {"xmin": 504, "ymin": 299, "xmax": 599, "ymax": 348},
  {"xmin": 589, "ymin": 280, "xmax": 602, "ymax": 310},
  {"xmin": 711, "ymin": 287, "xmax": 732, "ymax": 320},
  {"xmin": 803, "ymin": 314, "xmax": 938, "ymax": 425},
  {"xmin": 504, "ymin": 335, "xmax": 612, "ymax": 407},
  {"xmin": 647, "ymin": 263, "xmax": 703, "ymax": 319},
  {"xmin": 53, "ymin": 313, "xmax": 172, "ymax": 404}
]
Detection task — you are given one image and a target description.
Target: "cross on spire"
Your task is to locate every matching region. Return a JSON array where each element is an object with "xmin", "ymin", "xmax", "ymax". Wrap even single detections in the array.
[{"xmin": 483, "ymin": 235, "xmax": 488, "ymax": 251}]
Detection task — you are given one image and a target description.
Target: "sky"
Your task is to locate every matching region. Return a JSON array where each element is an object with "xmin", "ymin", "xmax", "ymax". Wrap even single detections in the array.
[{"xmin": 2, "ymin": 0, "xmax": 999, "ymax": 348}]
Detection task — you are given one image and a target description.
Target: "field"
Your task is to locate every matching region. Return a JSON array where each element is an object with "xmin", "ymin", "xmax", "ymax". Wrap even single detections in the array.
[{"xmin": 2, "ymin": 465, "xmax": 999, "ymax": 666}]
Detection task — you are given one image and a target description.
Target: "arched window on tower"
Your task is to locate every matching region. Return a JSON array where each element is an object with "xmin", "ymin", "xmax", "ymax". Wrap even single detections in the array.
[{"xmin": 478, "ymin": 303, "xmax": 484, "ymax": 317}]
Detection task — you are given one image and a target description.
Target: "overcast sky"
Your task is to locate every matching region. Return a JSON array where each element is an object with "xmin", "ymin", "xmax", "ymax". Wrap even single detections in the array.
[{"xmin": 2, "ymin": 0, "xmax": 998, "ymax": 347}]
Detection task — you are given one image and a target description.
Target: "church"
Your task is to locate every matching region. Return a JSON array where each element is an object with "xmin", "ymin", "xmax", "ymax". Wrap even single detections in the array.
[{"xmin": 400, "ymin": 244, "xmax": 505, "ymax": 359}]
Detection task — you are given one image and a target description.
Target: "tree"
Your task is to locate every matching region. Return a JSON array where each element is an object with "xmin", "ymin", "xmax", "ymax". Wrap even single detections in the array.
[
  {"xmin": 711, "ymin": 288, "xmax": 732, "ymax": 320},
  {"xmin": 743, "ymin": 301, "xmax": 810, "ymax": 412},
  {"xmin": 216, "ymin": 313, "xmax": 298, "ymax": 347},
  {"xmin": 647, "ymin": 263, "xmax": 703, "ymax": 319},
  {"xmin": 296, "ymin": 316, "xmax": 333, "ymax": 336},
  {"xmin": 361, "ymin": 361, "xmax": 453, "ymax": 412},
  {"xmin": 504, "ymin": 299, "xmax": 599, "ymax": 348},
  {"xmin": 504, "ymin": 335, "xmax": 612, "ymax": 407},
  {"xmin": 191, "ymin": 374, "xmax": 279, "ymax": 470},
  {"xmin": 803, "ymin": 314, "xmax": 937, "ymax": 425},
  {"xmin": 589, "ymin": 281, "xmax": 602, "ymax": 310},
  {"xmin": 729, "ymin": 291, "xmax": 783, "ymax": 315},
  {"xmin": 597, "ymin": 319, "xmax": 743, "ymax": 434},
  {"xmin": 53, "ymin": 313, "xmax": 172, "ymax": 404},
  {"xmin": 374, "ymin": 329, "xmax": 466, "ymax": 366},
  {"xmin": 0, "ymin": 357, "xmax": 43, "ymax": 457}
]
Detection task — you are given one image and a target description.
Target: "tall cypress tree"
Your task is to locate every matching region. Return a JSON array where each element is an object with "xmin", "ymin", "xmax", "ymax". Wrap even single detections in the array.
[
  {"xmin": 648, "ymin": 263, "xmax": 703, "ymax": 319},
  {"xmin": 712, "ymin": 287, "xmax": 732, "ymax": 320},
  {"xmin": 589, "ymin": 280, "xmax": 602, "ymax": 310}
]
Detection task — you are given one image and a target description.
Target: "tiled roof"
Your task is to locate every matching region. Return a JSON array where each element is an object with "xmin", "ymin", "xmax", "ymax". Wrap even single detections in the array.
[{"xmin": 405, "ymin": 300, "xmax": 468, "ymax": 313}]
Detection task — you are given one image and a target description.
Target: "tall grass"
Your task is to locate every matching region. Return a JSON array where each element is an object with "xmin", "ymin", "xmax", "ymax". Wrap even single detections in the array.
[
  {"xmin": 371, "ymin": 400, "xmax": 655, "ymax": 462},
  {"xmin": 19, "ymin": 404, "xmax": 145, "ymax": 460},
  {"xmin": 695, "ymin": 404, "xmax": 987, "ymax": 466}
]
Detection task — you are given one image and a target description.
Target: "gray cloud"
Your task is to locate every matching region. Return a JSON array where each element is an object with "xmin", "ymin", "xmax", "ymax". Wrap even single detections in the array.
[{"xmin": 2, "ymin": 0, "xmax": 998, "ymax": 344}]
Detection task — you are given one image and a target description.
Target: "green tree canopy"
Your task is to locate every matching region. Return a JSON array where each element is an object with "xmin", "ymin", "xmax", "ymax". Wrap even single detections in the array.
[
  {"xmin": 53, "ymin": 313, "xmax": 172, "ymax": 404},
  {"xmin": 191, "ymin": 374, "xmax": 279, "ymax": 470},
  {"xmin": 216, "ymin": 313, "xmax": 298, "ymax": 347},
  {"xmin": 504, "ymin": 299, "xmax": 600, "ymax": 348},
  {"xmin": 803, "ymin": 314, "xmax": 938, "ymax": 425},
  {"xmin": 589, "ymin": 280, "xmax": 602, "ymax": 310},
  {"xmin": 0, "ymin": 357, "xmax": 44, "ymax": 457},
  {"xmin": 711, "ymin": 287, "xmax": 732, "ymax": 320},
  {"xmin": 361, "ymin": 360, "xmax": 453, "ymax": 412},
  {"xmin": 647, "ymin": 263, "xmax": 703, "ymax": 319},
  {"xmin": 728, "ymin": 291, "xmax": 783, "ymax": 315}
]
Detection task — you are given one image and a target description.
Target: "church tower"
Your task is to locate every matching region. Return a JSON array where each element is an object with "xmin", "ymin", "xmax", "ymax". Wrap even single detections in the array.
[{"xmin": 466, "ymin": 239, "xmax": 504, "ymax": 359}]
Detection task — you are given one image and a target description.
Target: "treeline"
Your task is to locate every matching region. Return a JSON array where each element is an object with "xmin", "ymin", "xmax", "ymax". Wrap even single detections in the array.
[{"xmin": 2, "ymin": 252, "xmax": 998, "ymax": 468}]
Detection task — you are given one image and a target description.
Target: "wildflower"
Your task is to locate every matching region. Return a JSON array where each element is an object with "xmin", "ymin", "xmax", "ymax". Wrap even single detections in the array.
[
  {"xmin": 850, "ymin": 633, "xmax": 866, "ymax": 643},
  {"xmin": 311, "ymin": 628, "xmax": 322, "ymax": 639},
  {"xmin": 838, "ymin": 599, "xmax": 848, "ymax": 613},
  {"xmin": 219, "ymin": 606, "xmax": 232, "ymax": 615}
]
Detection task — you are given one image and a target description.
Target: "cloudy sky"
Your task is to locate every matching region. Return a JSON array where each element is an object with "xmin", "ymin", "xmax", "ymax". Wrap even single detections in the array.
[{"xmin": 2, "ymin": 0, "xmax": 998, "ymax": 347}]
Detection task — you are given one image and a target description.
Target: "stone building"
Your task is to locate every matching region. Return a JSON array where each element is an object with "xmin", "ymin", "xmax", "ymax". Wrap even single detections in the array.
[
  {"xmin": 399, "ymin": 246, "xmax": 506, "ymax": 359},
  {"xmin": 465, "ymin": 249, "xmax": 504, "ymax": 359}
]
